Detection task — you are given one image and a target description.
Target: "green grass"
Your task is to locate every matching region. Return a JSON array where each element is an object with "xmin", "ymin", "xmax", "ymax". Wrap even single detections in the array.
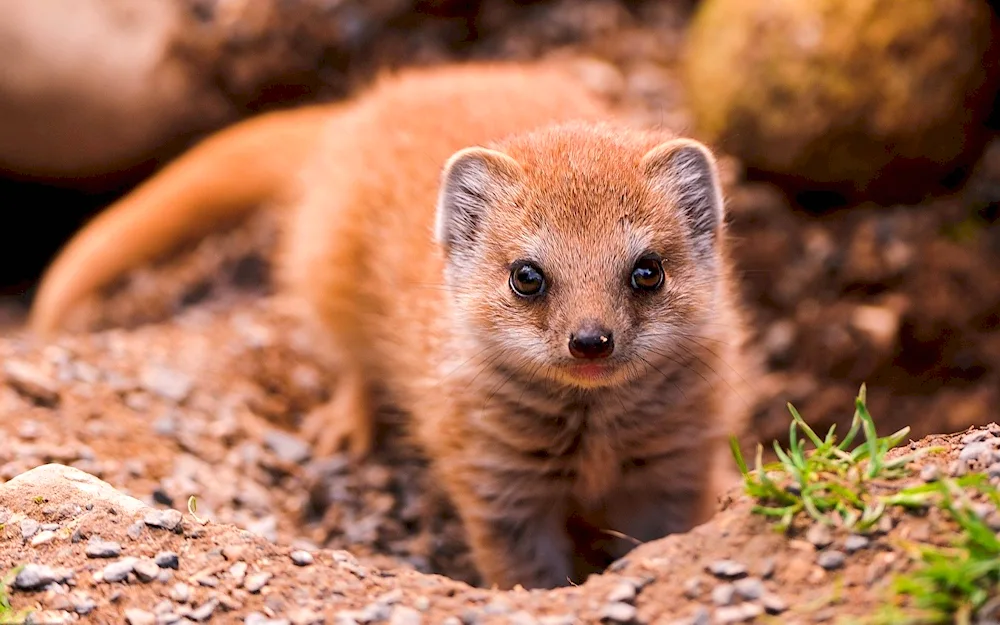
[
  {"xmin": 732, "ymin": 384, "xmax": 1000, "ymax": 624},
  {"xmin": 0, "ymin": 566, "xmax": 31, "ymax": 624},
  {"xmin": 729, "ymin": 384, "xmax": 935, "ymax": 532},
  {"xmin": 869, "ymin": 474, "xmax": 1000, "ymax": 624}
]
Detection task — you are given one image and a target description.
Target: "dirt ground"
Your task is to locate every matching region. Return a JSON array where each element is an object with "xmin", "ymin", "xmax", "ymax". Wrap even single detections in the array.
[{"xmin": 1, "ymin": 1, "xmax": 999, "ymax": 622}]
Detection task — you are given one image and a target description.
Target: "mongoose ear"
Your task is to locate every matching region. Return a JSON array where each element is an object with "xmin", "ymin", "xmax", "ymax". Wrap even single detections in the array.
[
  {"xmin": 640, "ymin": 139, "xmax": 724, "ymax": 257},
  {"xmin": 435, "ymin": 147, "xmax": 524, "ymax": 255}
]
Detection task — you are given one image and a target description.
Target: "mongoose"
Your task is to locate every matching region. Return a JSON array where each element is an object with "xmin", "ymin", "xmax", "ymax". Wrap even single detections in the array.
[{"xmin": 30, "ymin": 62, "xmax": 754, "ymax": 589}]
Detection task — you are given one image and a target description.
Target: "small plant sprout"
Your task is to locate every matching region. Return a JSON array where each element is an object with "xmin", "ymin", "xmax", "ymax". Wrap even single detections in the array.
[
  {"xmin": 188, "ymin": 495, "xmax": 206, "ymax": 525},
  {"xmin": 730, "ymin": 384, "xmax": 939, "ymax": 532}
]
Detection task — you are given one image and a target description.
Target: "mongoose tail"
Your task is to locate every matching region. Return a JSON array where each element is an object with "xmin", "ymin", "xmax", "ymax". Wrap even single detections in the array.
[{"xmin": 29, "ymin": 104, "xmax": 332, "ymax": 336}]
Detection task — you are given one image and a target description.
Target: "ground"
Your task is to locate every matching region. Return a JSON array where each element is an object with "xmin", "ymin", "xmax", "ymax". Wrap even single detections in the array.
[{"xmin": 0, "ymin": 1, "xmax": 999, "ymax": 622}]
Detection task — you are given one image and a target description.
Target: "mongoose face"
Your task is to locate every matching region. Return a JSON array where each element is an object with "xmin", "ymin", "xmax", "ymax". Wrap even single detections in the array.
[{"xmin": 436, "ymin": 123, "xmax": 725, "ymax": 390}]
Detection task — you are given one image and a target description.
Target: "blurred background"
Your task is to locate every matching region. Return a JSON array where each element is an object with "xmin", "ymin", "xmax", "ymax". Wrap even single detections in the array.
[{"xmin": 0, "ymin": 0, "xmax": 998, "ymax": 499}]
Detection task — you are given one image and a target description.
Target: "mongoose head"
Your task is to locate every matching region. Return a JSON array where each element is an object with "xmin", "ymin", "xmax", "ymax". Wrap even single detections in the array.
[{"xmin": 435, "ymin": 123, "xmax": 727, "ymax": 390}]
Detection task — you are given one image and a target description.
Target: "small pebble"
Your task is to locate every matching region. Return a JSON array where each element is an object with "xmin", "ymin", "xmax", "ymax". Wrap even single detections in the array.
[
  {"xmin": 539, "ymin": 616, "xmax": 576, "ymax": 625},
  {"xmin": 733, "ymin": 577, "xmax": 764, "ymax": 601},
  {"xmin": 102, "ymin": 557, "xmax": 139, "ymax": 583},
  {"xmin": 962, "ymin": 430, "xmax": 992, "ymax": 443},
  {"xmin": 40, "ymin": 522, "xmax": 60, "ymax": 531},
  {"xmin": 245, "ymin": 614, "xmax": 292, "ymax": 625},
  {"xmin": 607, "ymin": 581, "xmax": 637, "ymax": 604},
  {"xmin": 844, "ymin": 535, "xmax": 870, "ymax": 553},
  {"xmin": 189, "ymin": 599, "xmax": 219, "ymax": 622},
  {"xmin": 86, "ymin": 537, "xmax": 123, "ymax": 558},
  {"xmin": 682, "ymin": 576, "xmax": 704, "ymax": 599},
  {"xmin": 959, "ymin": 441, "xmax": 994, "ymax": 463},
  {"xmin": 71, "ymin": 591, "xmax": 97, "ymax": 615},
  {"xmin": 144, "ymin": 509, "xmax": 183, "ymax": 531},
  {"xmin": 711, "ymin": 583, "xmax": 736, "ymax": 606},
  {"xmin": 4, "ymin": 360, "xmax": 60, "ymax": 404},
  {"xmin": 140, "ymin": 365, "xmax": 193, "ymax": 402},
  {"xmin": 762, "ymin": 594, "xmax": 788, "ymax": 615},
  {"xmin": 230, "ymin": 561, "xmax": 249, "ymax": 585},
  {"xmin": 124, "ymin": 608, "xmax": 156, "ymax": 625},
  {"xmin": 134, "ymin": 558, "xmax": 160, "ymax": 582},
  {"xmin": 599, "ymin": 602, "xmax": 637, "ymax": 623},
  {"xmin": 805, "ymin": 523, "xmax": 833, "ymax": 548},
  {"xmin": 290, "ymin": 550, "xmax": 314, "ymax": 566},
  {"xmin": 920, "ymin": 464, "xmax": 941, "ymax": 482},
  {"xmin": 390, "ymin": 606, "xmax": 423, "ymax": 625},
  {"xmin": 245, "ymin": 572, "xmax": 272, "ymax": 593},
  {"xmin": 817, "ymin": 550, "xmax": 846, "ymax": 570},
  {"xmin": 170, "ymin": 583, "xmax": 191, "ymax": 603},
  {"xmin": 30, "ymin": 530, "xmax": 56, "ymax": 546},
  {"xmin": 706, "ymin": 559, "xmax": 747, "ymax": 579},
  {"xmin": 264, "ymin": 430, "xmax": 312, "ymax": 464},
  {"xmin": 13, "ymin": 564, "xmax": 70, "ymax": 590},
  {"xmin": 127, "ymin": 521, "xmax": 145, "ymax": 540},
  {"xmin": 155, "ymin": 551, "xmax": 180, "ymax": 569},
  {"xmin": 988, "ymin": 463, "xmax": 1000, "ymax": 480},
  {"xmin": 20, "ymin": 518, "xmax": 40, "ymax": 540},
  {"xmin": 714, "ymin": 603, "xmax": 764, "ymax": 624}
]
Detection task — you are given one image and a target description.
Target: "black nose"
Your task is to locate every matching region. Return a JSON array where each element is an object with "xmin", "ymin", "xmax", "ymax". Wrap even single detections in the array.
[{"xmin": 568, "ymin": 326, "xmax": 614, "ymax": 360}]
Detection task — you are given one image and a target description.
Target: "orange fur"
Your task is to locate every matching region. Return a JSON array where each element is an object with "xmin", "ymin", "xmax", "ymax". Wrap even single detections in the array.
[{"xmin": 29, "ymin": 62, "xmax": 756, "ymax": 589}]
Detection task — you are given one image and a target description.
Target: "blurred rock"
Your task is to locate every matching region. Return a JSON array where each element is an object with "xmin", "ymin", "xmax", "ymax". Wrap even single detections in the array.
[
  {"xmin": 682, "ymin": 0, "xmax": 1000, "ymax": 204},
  {"xmin": 0, "ymin": 1, "xmax": 226, "ymax": 184}
]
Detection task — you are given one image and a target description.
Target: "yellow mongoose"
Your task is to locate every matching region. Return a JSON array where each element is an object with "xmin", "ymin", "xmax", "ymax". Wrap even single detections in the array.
[{"xmin": 30, "ymin": 62, "xmax": 754, "ymax": 589}]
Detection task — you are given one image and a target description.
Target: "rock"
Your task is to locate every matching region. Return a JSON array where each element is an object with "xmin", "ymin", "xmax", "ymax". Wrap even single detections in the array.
[
  {"xmin": 706, "ymin": 559, "xmax": 748, "ymax": 579},
  {"xmin": 290, "ymin": 549, "xmax": 315, "ymax": 566},
  {"xmin": 733, "ymin": 577, "xmax": 764, "ymax": 601},
  {"xmin": 246, "ymin": 614, "xmax": 292, "ymax": 625},
  {"xmin": 189, "ymin": 599, "xmax": 219, "ymax": 622},
  {"xmin": 682, "ymin": 0, "xmax": 1000, "ymax": 203},
  {"xmin": 86, "ymin": 536, "xmax": 123, "ymax": 558},
  {"xmin": 1, "ymin": 464, "xmax": 148, "ymax": 516},
  {"xmin": 3, "ymin": 360, "xmax": 60, "ymax": 405},
  {"xmin": 921, "ymin": 464, "xmax": 941, "ymax": 482},
  {"xmin": 140, "ymin": 365, "xmax": 193, "ymax": 402},
  {"xmin": 805, "ymin": 523, "xmax": 833, "ymax": 548},
  {"xmin": 102, "ymin": 557, "xmax": 139, "ymax": 583},
  {"xmin": 70, "ymin": 591, "xmax": 97, "ymax": 615},
  {"xmin": 144, "ymin": 509, "xmax": 183, "ymax": 531},
  {"xmin": 265, "ymin": 430, "xmax": 312, "ymax": 464},
  {"xmin": 124, "ymin": 609, "xmax": 157, "ymax": 625},
  {"xmin": 20, "ymin": 518, "xmax": 40, "ymax": 540},
  {"xmin": 714, "ymin": 603, "xmax": 764, "ymax": 624},
  {"xmin": 712, "ymin": 583, "xmax": 736, "ymax": 606},
  {"xmin": 155, "ymin": 551, "xmax": 180, "ymax": 569},
  {"xmin": 133, "ymin": 558, "xmax": 161, "ymax": 582},
  {"xmin": 817, "ymin": 550, "xmax": 846, "ymax": 570},
  {"xmin": 844, "ymin": 534, "xmax": 870, "ymax": 553},
  {"xmin": 606, "ymin": 581, "xmax": 638, "ymax": 604},
  {"xmin": 30, "ymin": 529, "xmax": 57, "ymax": 545},
  {"xmin": 960, "ymin": 441, "xmax": 997, "ymax": 464},
  {"xmin": 762, "ymin": 594, "xmax": 788, "ymax": 615},
  {"xmin": 390, "ymin": 606, "xmax": 424, "ymax": 625},
  {"xmin": 599, "ymin": 602, "xmax": 637, "ymax": 623},
  {"xmin": 245, "ymin": 572, "xmax": 273, "ymax": 593},
  {"xmin": 12, "ymin": 564, "xmax": 72, "ymax": 590},
  {"xmin": 962, "ymin": 430, "xmax": 992, "ymax": 444},
  {"xmin": 850, "ymin": 305, "xmax": 901, "ymax": 352}
]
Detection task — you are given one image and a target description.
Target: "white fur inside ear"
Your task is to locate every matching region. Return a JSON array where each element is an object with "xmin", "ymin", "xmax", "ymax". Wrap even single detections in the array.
[
  {"xmin": 434, "ymin": 147, "xmax": 522, "ymax": 255},
  {"xmin": 641, "ymin": 139, "xmax": 724, "ymax": 255}
]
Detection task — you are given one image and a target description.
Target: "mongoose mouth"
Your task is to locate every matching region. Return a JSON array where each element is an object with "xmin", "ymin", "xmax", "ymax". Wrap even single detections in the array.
[{"xmin": 564, "ymin": 362, "xmax": 616, "ymax": 382}]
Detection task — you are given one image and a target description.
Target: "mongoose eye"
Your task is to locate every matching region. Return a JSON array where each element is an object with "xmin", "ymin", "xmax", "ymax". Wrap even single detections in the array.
[
  {"xmin": 509, "ymin": 261, "xmax": 546, "ymax": 297},
  {"xmin": 630, "ymin": 256, "xmax": 665, "ymax": 292}
]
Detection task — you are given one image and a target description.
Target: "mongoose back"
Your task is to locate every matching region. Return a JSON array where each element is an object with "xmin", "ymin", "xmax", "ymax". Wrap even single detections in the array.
[{"xmin": 30, "ymin": 62, "xmax": 754, "ymax": 589}]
